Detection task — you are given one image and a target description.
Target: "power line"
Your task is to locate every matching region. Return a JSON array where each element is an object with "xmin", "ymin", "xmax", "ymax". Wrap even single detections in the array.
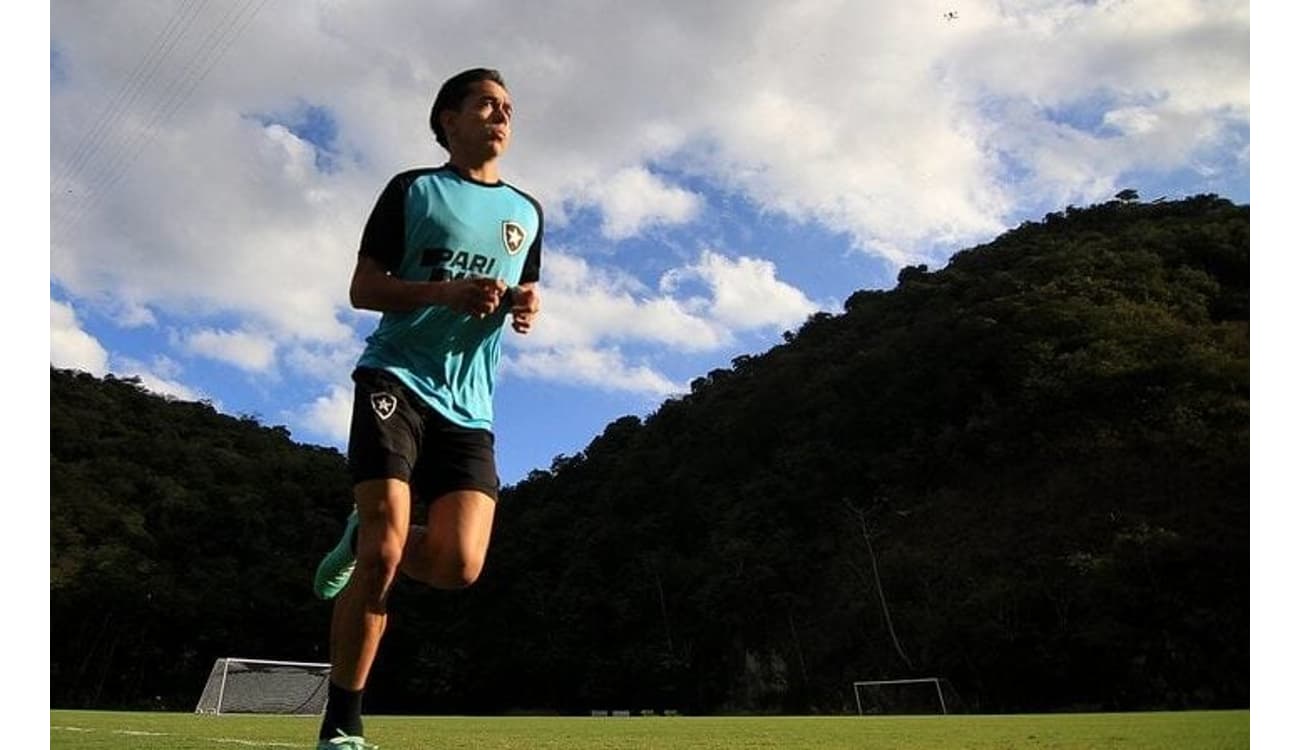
[
  {"xmin": 53, "ymin": 0, "xmax": 204, "ymax": 198},
  {"xmin": 54, "ymin": 0, "xmax": 267, "ymax": 238}
]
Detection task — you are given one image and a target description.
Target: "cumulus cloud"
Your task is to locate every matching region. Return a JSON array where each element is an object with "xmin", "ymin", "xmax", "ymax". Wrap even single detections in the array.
[
  {"xmin": 505, "ymin": 347, "xmax": 680, "ymax": 396},
  {"xmin": 50, "ymin": 299, "xmax": 108, "ymax": 375},
  {"xmin": 940, "ymin": 0, "xmax": 1248, "ymax": 204},
  {"xmin": 499, "ymin": 248, "xmax": 816, "ymax": 394},
  {"xmin": 283, "ymin": 339, "xmax": 365, "ymax": 381},
  {"xmin": 49, "ymin": 0, "xmax": 1248, "ymax": 402},
  {"xmin": 521, "ymin": 252, "xmax": 726, "ymax": 352},
  {"xmin": 112, "ymin": 301, "xmax": 157, "ymax": 328},
  {"xmin": 182, "ymin": 328, "xmax": 278, "ymax": 372},
  {"xmin": 660, "ymin": 251, "xmax": 818, "ymax": 331},
  {"xmin": 299, "ymin": 383, "xmax": 354, "ymax": 443},
  {"xmin": 589, "ymin": 167, "xmax": 702, "ymax": 240},
  {"xmin": 51, "ymin": 0, "xmax": 1249, "ymax": 292},
  {"xmin": 51, "ymin": 298, "xmax": 207, "ymax": 400}
]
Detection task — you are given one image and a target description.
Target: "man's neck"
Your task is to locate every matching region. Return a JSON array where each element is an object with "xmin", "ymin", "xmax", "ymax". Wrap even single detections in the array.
[{"xmin": 447, "ymin": 154, "xmax": 501, "ymax": 185}]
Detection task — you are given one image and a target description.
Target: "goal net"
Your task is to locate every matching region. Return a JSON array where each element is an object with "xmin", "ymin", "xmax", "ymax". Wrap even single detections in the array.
[
  {"xmin": 195, "ymin": 658, "xmax": 331, "ymax": 715},
  {"xmin": 852, "ymin": 677, "xmax": 957, "ymax": 715}
]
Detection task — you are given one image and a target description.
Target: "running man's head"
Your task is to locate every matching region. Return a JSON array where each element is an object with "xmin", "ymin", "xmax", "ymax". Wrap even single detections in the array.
[{"xmin": 430, "ymin": 68, "xmax": 512, "ymax": 160}]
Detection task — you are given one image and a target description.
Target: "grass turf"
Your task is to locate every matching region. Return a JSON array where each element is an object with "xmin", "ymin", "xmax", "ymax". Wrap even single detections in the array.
[{"xmin": 51, "ymin": 709, "xmax": 1248, "ymax": 749}]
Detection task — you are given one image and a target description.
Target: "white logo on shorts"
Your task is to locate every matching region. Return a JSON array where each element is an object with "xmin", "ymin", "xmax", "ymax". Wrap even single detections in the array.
[{"xmin": 370, "ymin": 392, "xmax": 397, "ymax": 421}]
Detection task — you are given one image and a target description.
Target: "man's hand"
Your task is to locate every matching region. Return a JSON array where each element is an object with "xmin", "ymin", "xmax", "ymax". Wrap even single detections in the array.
[
  {"xmin": 442, "ymin": 277, "xmax": 508, "ymax": 318},
  {"xmin": 509, "ymin": 284, "xmax": 540, "ymax": 334}
]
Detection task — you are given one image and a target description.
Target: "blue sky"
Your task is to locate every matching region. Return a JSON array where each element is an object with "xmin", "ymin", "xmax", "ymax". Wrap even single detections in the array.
[{"xmin": 49, "ymin": 0, "xmax": 1250, "ymax": 486}]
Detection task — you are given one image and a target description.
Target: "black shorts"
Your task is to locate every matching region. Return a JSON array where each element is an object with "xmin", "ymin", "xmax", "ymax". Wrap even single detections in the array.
[{"xmin": 347, "ymin": 367, "xmax": 500, "ymax": 501}]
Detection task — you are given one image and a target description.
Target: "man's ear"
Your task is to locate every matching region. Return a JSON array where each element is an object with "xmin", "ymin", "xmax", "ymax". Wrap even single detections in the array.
[{"xmin": 439, "ymin": 108, "xmax": 457, "ymax": 139}]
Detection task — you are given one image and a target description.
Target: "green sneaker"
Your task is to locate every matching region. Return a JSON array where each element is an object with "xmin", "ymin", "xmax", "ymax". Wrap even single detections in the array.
[
  {"xmin": 314, "ymin": 508, "xmax": 359, "ymax": 600},
  {"xmin": 317, "ymin": 729, "xmax": 378, "ymax": 749}
]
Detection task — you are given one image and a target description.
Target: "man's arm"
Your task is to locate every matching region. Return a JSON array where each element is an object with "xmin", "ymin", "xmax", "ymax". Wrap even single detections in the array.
[{"xmin": 350, "ymin": 255, "xmax": 506, "ymax": 317}]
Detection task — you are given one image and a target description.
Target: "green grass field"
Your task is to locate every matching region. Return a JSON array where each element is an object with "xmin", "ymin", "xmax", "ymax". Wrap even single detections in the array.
[{"xmin": 51, "ymin": 709, "xmax": 1248, "ymax": 750}]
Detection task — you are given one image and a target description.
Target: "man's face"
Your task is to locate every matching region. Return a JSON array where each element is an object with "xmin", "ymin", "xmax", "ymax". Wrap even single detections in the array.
[{"xmin": 443, "ymin": 80, "xmax": 513, "ymax": 160}]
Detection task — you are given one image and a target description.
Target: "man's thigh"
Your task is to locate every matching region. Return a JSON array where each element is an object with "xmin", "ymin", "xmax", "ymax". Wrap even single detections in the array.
[{"xmin": 426, "ymin": 489, "xmax": 497, "ymax": 560}]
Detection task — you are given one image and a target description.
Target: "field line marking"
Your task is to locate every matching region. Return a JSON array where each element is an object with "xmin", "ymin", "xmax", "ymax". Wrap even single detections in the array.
[
  {"xmin": 51, "ymin": 725, "xmax": 302, "ymax": 747},
  {"xmin": 200, "ymin": 738, "xmax": 302, "ymax": 748}
]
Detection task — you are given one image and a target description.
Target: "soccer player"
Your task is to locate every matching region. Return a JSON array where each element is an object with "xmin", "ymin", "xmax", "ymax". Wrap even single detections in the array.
[{"xmin": 311, "ymin": 68, "xmax": 541, "ymax": 749}]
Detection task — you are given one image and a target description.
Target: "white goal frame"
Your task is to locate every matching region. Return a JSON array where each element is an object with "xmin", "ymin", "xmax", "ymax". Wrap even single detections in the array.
[
  {"xmin": 195, "ymin": 657, "xmax": 332, "ymax": 715},
  {"xmin": 852, "ymin": 677, "xmax": 950, "ymax": 715}
]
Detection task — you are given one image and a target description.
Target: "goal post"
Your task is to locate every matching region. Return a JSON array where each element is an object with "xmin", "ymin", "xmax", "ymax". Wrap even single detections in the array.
[
  {"xmin": 852, "ymin": 677, "xmax": 953, "ymax": 715},
  {"xmin": 195, "ymin": 657, "xmax": 331, "ymax": 715}
]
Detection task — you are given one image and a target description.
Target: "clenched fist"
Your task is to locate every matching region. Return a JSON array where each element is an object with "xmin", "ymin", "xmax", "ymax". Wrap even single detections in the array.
[
  {"xmin": 442, "ymin": 277, "xmax": 508, "ymax": 318},
  {"xmin": 508, "ymin": 284, "xmax": 540, "ymax": 334}
]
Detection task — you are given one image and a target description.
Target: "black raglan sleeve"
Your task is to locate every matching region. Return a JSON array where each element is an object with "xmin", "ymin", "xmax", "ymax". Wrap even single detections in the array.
[
  {"xmin": 521, "ymin": 195, "xmax": 543, "ymax": 285},
  {"xmin": 358, "ymin": 173, "xmax": 410, "ymax": 272}
]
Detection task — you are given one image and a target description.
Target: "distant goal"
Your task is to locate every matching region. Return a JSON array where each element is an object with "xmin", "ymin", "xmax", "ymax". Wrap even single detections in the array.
[
  {"xmin": 195, "ymin": 657, "xmax": 331, "ymax": 715},
  {"xmin": 852, "ymin": 677, "xmax": 958, "ymax": 715}
]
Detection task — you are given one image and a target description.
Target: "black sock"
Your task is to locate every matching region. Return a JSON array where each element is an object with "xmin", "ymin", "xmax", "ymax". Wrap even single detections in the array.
[{"xmin": 319, "ymin": 680, "xmax": 364, "ymax": 740}]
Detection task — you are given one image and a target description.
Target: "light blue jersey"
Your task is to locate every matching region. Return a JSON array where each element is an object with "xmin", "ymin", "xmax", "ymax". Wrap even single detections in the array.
[{"xmin": 355, "ymin": 165, "xmax": 542, "ymax": 430}]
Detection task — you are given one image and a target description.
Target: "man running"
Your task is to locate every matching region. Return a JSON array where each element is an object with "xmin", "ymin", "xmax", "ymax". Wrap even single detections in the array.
[{"xmin": 312, "ymin": 67, "xmax": 541, "ymax": 749}]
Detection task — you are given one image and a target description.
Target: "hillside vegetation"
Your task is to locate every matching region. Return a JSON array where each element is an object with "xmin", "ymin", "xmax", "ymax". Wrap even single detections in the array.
[{"xmin": 51, "ymin": 194, "xmax": 1248, "ymax": 714}]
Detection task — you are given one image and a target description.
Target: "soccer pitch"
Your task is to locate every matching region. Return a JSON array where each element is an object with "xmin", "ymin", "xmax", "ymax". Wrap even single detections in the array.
[{"xmin": 51, "ymin": 709, "xmax": 1247, "ymax": 749}]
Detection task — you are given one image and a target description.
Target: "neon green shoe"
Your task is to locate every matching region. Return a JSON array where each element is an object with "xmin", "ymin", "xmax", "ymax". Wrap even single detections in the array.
[
  {"xmin": 313, "ymin": 509, "xmax": 359, "ymax": 600},
  {"xmin": 317, "ymin": 729, "xmax": 378, "ymax": 749}
]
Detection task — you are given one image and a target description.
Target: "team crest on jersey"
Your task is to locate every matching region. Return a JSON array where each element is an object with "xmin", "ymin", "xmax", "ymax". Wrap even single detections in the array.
[
  {"xmin": 502, "ymin": 221, "xmax": 526, "ymax": 255},
  {"xmin": 370, "ymin": 392, "xmax": 397, "ymax": 421}
]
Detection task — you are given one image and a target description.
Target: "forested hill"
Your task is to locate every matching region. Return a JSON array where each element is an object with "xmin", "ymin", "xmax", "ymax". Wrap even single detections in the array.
[
  {"xmin": 51, "ymin": 194, "xmax": 1248, "ymax": 715},
  {"xmin": 51, "ymin": 371, "xmax": 351, "ymax": 710}
]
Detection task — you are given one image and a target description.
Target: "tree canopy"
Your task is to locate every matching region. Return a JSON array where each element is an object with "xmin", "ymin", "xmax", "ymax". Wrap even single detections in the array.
[{"xmin": 51, "ymin": 194, "xmax": 1248, "ymax": 714}]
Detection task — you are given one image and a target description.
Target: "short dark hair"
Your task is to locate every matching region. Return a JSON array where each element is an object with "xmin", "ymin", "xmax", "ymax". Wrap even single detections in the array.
[{"xmin": 429, "ymin": 68, "xmax": 507, "ymax": 150}]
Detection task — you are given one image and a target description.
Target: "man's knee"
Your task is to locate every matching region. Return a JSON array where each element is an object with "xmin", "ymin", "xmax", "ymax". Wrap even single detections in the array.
[
  {"xmin": 354, "ymin": 540, "xmax": 404, "ymax": 606},
  {"xmin": 431, "ymin": 549, "xmax": 485, "ymax": 589}
]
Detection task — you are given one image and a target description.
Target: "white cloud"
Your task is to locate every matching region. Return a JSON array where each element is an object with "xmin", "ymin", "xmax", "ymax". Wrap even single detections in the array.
[
  {"xmin": 499, "ymin": 248, "xmax": 816, "ymax": 395},
  {"xmin": 49, "ymin": 298, "xmax": 109, "ymax": 374},
  {"xmin": 299, "ymin": 383, "xmax": 354, "ymax": 443},
  {"xmin": 938, "ymin": 0, "xmax": 1248, "ymax": 204},
  {"xmin": 284, "ymin": 339, "xmax": 365, "ymax": 381},
  {"xmin": 50, "ymin": 1, "xmax": 1250, "ymax": 335},
  {"xmin": 50, "ymin": 300, "xmax": 108, "ymax": 375},
  {"xmin": 51, "ymin": 298, "xmax": 206, "ymax": 401},
  {"xmin": 505, "ymin": 347, "xmax": 680, "ymax": 396},
  {"xmin": 518, "ymin": 249, "xmax": 816, "ymax": 355},
  {"xmin": 112, "ymin": 300, "xmax": 157, "ymax": 328},
  {"xmin": 52, "ymin": 106, "xmax": 366, "ymax": 348},
  {"xmin": 48, "ymin": 0, "xmax": 1249, "ymax": 400},
  {"xmin": 660, "ymin": 250, "xmax": 817, "ymax": 331},
  {"xmin": 1104, "ymin": 107, "xmax": 1162, "ymax": 136},
  {"xmin": 183, "ymin": 328, "xmax": 278, "ymax": 372},
  {"xmin": 522, "ymin": 252, "xmax": 726, "ymax": 352},
  {"xmin": 140, "ymin": 354, "xmax": 184, "ymax": 381},
  {"xmin": 588, "ymin": 167, "xmax": 702, "ymax": 240}
]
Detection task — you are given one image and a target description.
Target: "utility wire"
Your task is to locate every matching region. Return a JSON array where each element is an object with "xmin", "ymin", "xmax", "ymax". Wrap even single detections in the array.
[
  {"xmin": 54, "ymin": 0, "xmax": 266, "ymax": 238},
  {"xmin": 54, "ymin": 0, "xmax": 204, "ymax": 198}
]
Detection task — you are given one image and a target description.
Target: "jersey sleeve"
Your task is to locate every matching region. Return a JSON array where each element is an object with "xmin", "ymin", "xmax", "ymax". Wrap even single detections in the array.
[
  {"xmin": 521, "ymin": 197, "xmax": 543, "ymax": 285},
  {"xmin": 358, "ymin": 174, "xmax": 409, "ymax": 272}
]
